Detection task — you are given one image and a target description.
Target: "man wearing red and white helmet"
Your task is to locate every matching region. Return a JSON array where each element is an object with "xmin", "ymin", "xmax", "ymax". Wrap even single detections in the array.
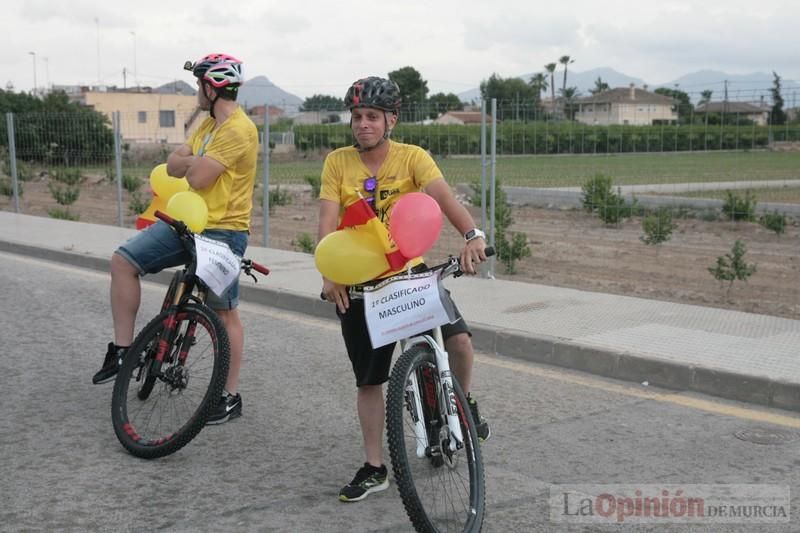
[
  {"xmin": 94, "ymin": 53, "xmax": 258, "ymax": 426},
  {"xmin": 318, "ymin": 76, "xmax": 491, "ymax": 503}
]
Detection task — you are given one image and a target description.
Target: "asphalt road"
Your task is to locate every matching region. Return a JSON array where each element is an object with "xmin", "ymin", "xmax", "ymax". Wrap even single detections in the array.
[{"xmin": 2, "ymin": 251, "xmax": 799, "ymax": 533}]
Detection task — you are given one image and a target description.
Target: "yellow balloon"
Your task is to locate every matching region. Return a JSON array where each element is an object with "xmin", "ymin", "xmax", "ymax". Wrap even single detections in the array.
[
  {"xmin": 149, "ymin": 164, "xmax": 189, "ymax": 200},
  {"xmin": 315, "ymin": 229, "xmax": 390, "ymax": 285},
  {"xmin": 166, "ymin": 191, "xmax": 208, "ymax": 233}
]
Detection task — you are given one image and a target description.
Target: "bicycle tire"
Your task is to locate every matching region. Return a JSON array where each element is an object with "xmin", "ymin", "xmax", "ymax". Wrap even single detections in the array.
[
  {"xmin": 387, "ymin": 345, "xmax": 486, "ymax": 533},
  {"xmin": 111, "ymin": 303, "xmax": 230, "ymax": 459}
]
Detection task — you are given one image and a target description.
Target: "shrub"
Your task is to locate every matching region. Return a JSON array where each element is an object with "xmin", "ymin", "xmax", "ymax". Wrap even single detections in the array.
[
  {"xmin": 268, "ymin": 185, "xmax": 292, "ymax": 214},
  {"xmin": 496, "ymin": 232, "xmax": 531, "ymax": 274},
  {"xmin": 305, "ymin": 175, "xmax": 321, "ymax": 199},
  {"xmin": 48, "ymin": 182, "xmax": 80, "ymax": 206},
  {"xmin": 122, "ymin": 174, "xmax": 143, "ymax": 194},
  {"xmin": 721, "ymin": 190, "xmax": 756, "ymax": 222},
  {"xmin": 48, "ymin": 208, "xmax": 79, "ymax": 221},
  {"xmin": 581, "ymin": 173, "xmax": 614, "ymax": 213},
  {"xmin": 641, "ymin": 207, "xmax": 676, "ymax": 245},
  {"xmin": 708, "ymin": 240, "xmax": 757, "ymax": 298},
  {"xmin": 128, "ymin": 191, "xmax": 149, "ymax": 215},
  {"xmin": 291, "ymin": 233, "xmax": 315, "ymax": 254},
  {"xmin": 51, "ymin": 167, "xmax": 83, "ymax": 186},
  {"xmin": 0, "ymin": 177, "xmax": 21, "ymax": 198},
  {"xmin": 759, "ymin": 211, "xmax": 786, "ymax": 236}
]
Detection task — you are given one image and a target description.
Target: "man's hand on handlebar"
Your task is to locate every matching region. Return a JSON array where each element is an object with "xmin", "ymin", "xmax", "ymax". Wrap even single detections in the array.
[
  {"xmin": 322, "ymin": 278, "xmax": 349, "ymax": 313},
  {"xmin": 460, "ymin": 237, "xmax": 487, "ymax": 275}
]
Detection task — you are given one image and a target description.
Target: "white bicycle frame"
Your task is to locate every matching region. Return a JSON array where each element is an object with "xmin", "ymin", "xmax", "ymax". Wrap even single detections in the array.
[{"xmin": 399, "ymin": 325, "xmax": 465, "ymax": 458}]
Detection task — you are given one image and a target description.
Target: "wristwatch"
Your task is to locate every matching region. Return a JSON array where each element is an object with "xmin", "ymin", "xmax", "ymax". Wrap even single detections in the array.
[{"xmin": 464, "ymin": 228, "xmax": 486, "ymax": 242}]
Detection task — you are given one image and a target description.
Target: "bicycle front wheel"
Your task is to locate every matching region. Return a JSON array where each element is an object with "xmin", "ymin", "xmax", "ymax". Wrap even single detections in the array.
[
  {"xmin": 386, "ymin": 345, "xmax": 486, "ymax": 533},
  {"xmin": 111, "ymin": 303, "xmax": 230, "ymax": 459}
]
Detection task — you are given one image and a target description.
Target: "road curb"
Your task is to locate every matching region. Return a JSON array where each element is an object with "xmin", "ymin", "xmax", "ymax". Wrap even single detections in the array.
[{"xmin": 3, "ymin": 239, "xmax": 799, "ymax": 413}]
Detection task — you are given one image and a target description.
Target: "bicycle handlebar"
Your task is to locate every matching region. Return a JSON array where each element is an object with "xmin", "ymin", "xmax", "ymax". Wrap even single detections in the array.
[
  {"xmin": 320, "ymin": 246, "xmax": 495, "ymax": 301},
  {"xmin": 154, "ymin": 210, "xmax": 270, "ymax": 278}
]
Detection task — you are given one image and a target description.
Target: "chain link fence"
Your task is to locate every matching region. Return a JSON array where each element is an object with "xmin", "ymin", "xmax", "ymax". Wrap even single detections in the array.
[{"xmin": 2, "ymin": 98, "xmax": 799, "ymax": 317}]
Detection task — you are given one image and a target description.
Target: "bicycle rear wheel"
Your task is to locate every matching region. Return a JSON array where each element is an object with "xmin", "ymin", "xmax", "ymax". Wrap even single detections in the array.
[
  {"xmin": 386, "ymin": 345, "xmax": 485, "ymax": 533},
  {"xmin": 111, "ymin": 303, "xmax": 230, "ymax": 459}
]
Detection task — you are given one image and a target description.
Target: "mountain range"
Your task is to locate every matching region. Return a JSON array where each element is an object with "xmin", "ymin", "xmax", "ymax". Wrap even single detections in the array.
[
  {"xmin": 456, "ymin": 68, "xmax": 797, "ymax": 104},
  {"xmin": 156, "ymin": 69, "xmax": 796, "ymax": 109},
  {"xmin": 155, "ymin": 76, "xmax": 303, "ymax": 110}
]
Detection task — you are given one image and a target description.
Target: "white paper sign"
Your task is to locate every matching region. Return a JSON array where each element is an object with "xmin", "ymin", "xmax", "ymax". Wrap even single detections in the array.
[
  {"xmin": 362, "ymin": 270, "xmax": 455, "ymax": 348},
  {"xmin": 194, "ymin": 234, "xmax": 240, "ymax": 297}
]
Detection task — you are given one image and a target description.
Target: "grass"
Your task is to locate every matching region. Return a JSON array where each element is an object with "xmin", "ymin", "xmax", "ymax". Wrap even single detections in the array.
[
  {"xmin": 652, "ymin": 186, "xmax": 800, "ymax": 204},
  {"xmin": 35, "ymin": 150, "xmax": 800, "ymax": 190},
  {"xmin": 255, "ymin": 150, "xmax": 800, "ymax": 187}
]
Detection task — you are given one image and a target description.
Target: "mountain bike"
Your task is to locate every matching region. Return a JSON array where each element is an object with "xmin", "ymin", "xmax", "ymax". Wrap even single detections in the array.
[
  {"xmin": 332, "ymin": 249, "xmax": 493, "ymax": 532},
  {"xmin": 111, "ymin": 211, "xmax": 269, "ymax": 459}
]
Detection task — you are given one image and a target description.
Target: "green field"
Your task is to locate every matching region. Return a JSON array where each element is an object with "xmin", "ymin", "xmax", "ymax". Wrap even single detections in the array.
[
  {"xmin": 654, "ymin": 186, "xmax": 800, "ymax": 204},
  {"xmin": 261, "ymin": 151, "xmax": 800, "ymax": 187}
]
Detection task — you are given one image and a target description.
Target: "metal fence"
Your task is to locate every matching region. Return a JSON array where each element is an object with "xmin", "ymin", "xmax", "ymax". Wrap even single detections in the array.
[{"xmin": 2, "ymin": 101, "xmax": 799, "ymax": 318}]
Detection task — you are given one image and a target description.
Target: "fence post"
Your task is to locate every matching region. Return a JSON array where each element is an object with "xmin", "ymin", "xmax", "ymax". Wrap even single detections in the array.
[
  {"xmin": 489, "ymin": 98, "xmax": 497, "ymax": 278},
  {"xmin": 479, "ymin": 100, "xmax": 487, "ymax": 236},
  {"xmin": 261, "ymin": 105, "xmax": 271, "ymax": 247},
  {"xmin": 5, "ymin": 113, "xmax": 20, "ymax": 213},
  {"xmin": 113, "ymin": 111, "xmax": 124, "ymax": 227}
]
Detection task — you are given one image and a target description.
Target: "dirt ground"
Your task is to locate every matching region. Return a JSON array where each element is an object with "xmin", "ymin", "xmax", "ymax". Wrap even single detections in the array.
[{"xmin": 4, "ymin": 173, "xmax": 800, "ymax": 320}]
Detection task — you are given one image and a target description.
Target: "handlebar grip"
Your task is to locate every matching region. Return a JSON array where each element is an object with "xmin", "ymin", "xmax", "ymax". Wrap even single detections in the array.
[
  {"xmin": 154, "ymin": 210, "xmax": 174, "ymax": 224},
  {"xmin": 484, "ymin": 246, "xmax": 496, "ymax": 258},
  {"xmin": 251, "ymin": 261, "xmax": 270, "ymax": 275}
]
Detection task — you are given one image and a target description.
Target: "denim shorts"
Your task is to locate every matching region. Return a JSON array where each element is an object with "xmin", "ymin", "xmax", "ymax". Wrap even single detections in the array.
[{"xmin": 116, "ymin": 220, "xmax": 248, "ymax": 310}]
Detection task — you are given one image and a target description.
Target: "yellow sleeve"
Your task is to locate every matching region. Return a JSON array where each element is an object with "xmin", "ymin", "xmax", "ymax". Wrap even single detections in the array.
[
  {"xmin": 411, "ymin": 147, "xmax": 443, "ymax": 189},
  {"xmin": 320, "ymin": 153, "xmax": 342, "ymax": 204},
  {"xmin": 203, "ymin": 125, "xmax": 250, "ymax": 169}
]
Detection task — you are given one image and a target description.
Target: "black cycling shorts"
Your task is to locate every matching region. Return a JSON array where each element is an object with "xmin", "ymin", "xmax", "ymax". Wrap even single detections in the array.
[{"xmin": 336, "ymin": 288, "xmax": 470, "ymax": 387}]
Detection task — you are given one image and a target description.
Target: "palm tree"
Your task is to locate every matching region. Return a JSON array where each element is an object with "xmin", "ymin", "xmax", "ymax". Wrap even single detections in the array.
[
  {"xmin": 700, "ymin": 90, "xmax": 713, "ymax": 128},
  {"xmin": 590, "ymin": 77, "xmax": 609, "ymax": 95},
  {"xmin": 544, "ymin": 63, "xmax": 557, "ymax": 105},
  {"xmin": 560, "ymin": 86, "xmax": 580, "ymax": 120},
  {"xmin": 529, "ymin": 72, "xmax": 548, "ymax": 102},
  {"xmin": 559, "ymin": 55, "xmax": 575, "ymax": 93}
]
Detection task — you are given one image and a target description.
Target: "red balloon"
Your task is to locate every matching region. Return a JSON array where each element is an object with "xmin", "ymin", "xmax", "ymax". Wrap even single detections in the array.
[{"xmin": 389, "ymin": 192, "xmax": 443, "ymax": 257}]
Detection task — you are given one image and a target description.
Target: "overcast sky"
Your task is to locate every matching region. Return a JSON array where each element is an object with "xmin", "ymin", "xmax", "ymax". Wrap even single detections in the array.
[{"xmin": 6, "ymin": 0, "xmax": 799, "ymax": 98}]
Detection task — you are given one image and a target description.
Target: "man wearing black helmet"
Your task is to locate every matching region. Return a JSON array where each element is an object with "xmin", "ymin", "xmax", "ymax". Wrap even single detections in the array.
[
  {"xmin": 93, "ymin": 53, "xmax": 258, "ymax": 426},
  {"xmin": 318, "ymin": 76, "xmax": 491, "ymax": 503}
]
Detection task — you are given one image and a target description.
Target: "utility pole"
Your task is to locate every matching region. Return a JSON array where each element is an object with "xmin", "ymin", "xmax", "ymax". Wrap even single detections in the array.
[
  {"xmin": 95, "ymin": 17, "xmax": 101, "ymax": 85},
  {"xmin": 130, "ymin": 31, "xmax": 138, "ymax": 89},
  {"xmin": 27, "ymin": 51, "xmax": 37, "ymax": 96},
  {"xmin": 43, "ymin": 57, "xmax": 50, "ymax": 93},
  {"xmin": 123, "ymin": 67, "xmax": 127, "ymax": 89}
]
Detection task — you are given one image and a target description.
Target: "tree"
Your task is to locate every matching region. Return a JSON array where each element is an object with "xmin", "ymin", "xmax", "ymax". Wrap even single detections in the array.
[
  {"xmin": 0, "ymin": 89, "xmax": 113, "ymax": 164},
  {"xmin": 559, "ymin": 87, "xmax": 581, "ymax": 120},
  {"xmin": 300, "ymin": 94, "xmax": 344, "ymax": 112},
  {"xmin": 479, "ymin": 74, "xmax": 539, "ymax": 118},
  {"xmin": 388, "ymin": 66, "xmax": 429, "ymax": 108},
  {"xmin": 589, "ymin": 77, "xmax": 609, "ymax": 95},
  {"xmin": 528, "ymin": 73, "xmax": 548, "ymax": 103},
  {"xmin": 544, "ymin": 63, "xmax": 557, "ymax": 106},
  {"xmin": 770, "ymin": 71, "xmax": 787, "ymax": 125},
  {"xmin": 699, "ymin": 90, "xmax": 713, "ymax": 128},
  {"xmin": 426, "ymin": 92, "xmax": 463, "ymax": 119},
  {"xmin": 559, "ymin": 55, "xmax": 575, "ymax": 93},
  {"xmin": 654, "ymin": 87, "xmax": 692, "ymax": 123}
]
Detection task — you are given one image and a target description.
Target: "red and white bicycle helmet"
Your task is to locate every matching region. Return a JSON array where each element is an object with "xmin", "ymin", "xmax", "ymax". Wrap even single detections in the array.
[{"xmin": 184, "ymin": 53, "xmax": 244, "ymax": 89}]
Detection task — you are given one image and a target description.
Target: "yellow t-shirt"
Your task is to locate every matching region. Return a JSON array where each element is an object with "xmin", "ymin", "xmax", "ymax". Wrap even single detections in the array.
[
  {"xmin": 320, "ymin": 140, "xmax": 444, "ymax": 277},
  {"xmin": 187, "ymin": 107, "xmax": 258, "ymax": 231}
]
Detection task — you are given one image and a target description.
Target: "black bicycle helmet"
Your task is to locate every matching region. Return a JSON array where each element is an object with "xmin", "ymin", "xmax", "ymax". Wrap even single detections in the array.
[{"xmin": 345, "ymin": 77, "xmax": 402, "ymax": 113}]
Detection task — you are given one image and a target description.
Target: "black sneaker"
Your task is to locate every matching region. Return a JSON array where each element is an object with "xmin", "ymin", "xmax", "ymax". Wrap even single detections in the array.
[
  {"xmin": 206, "ymin": 393, "xmax": 242, "ymax": 425},
  {"xmin": 339, "ymin": 463, "xmax": 389, "ymax": 502},
  {"xmin": 467, "ymin": 395, "xmax": 491, "ymax": 442},
  {"xmin": 92, "ymin": 343, "xmax": 125, "ymax": 385}
]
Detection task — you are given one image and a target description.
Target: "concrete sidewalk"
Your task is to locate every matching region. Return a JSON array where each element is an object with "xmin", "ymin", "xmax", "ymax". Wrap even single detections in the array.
[{"xmin": 2, "ymin": 211, "xmax": 799, "ymax": 412}]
